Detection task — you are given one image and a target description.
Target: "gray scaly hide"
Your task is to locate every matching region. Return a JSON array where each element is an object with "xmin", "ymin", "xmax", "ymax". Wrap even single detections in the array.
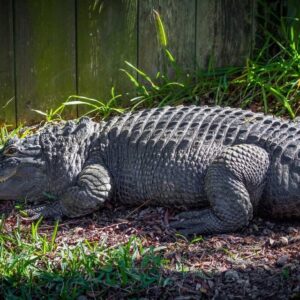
[{"xmin": 0, "ymin": 106, "xmax": 300, "ymax": 234}]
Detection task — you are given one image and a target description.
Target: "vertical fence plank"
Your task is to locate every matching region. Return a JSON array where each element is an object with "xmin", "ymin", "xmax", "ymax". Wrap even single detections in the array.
[
  {"xmin": 15, "ymin": 0, "xmax": 76, "ymax": 124},
  {"xmin": 287, "ymin": 0, "xmax": 300, "ymax": 18},
  {"xmin": 196, "ymin": 0, "xmax": 255, "ymax": 69},
  {"xmin": 77, "ymin": 0, "xmax": 137, "ymax": 111},
  {"xmin": 138, "ymin": 0, "xmax": 196, "ymax": 77},
  {"xmin": 287, "ymin": 0, "xmax": 300, "ymax": 42},
  {"xmin": 0, "ymin": 0, "xmax": 15, "ymax": 125}
]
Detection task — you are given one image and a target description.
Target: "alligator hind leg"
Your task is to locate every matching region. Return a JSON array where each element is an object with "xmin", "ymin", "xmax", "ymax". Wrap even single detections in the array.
[{"xmin": 171, "ymin": 144, "xmax": 270, "ymax": 235}]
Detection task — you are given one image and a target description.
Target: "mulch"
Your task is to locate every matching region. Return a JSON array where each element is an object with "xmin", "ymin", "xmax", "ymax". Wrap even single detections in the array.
[{"xmin": 1, "ymin": 200, "xmax": 300, "ymax": 299}]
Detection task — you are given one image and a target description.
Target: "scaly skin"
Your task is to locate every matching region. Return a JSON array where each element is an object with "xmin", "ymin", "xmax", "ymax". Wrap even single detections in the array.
[{"xmin": 0, "ymin": 106, "xmax": 300, "ymax": 234}]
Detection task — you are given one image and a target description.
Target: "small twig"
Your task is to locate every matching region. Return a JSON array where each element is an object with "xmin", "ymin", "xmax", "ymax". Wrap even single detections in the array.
[
  {"xmin": 39, "ymin": 219, "xmax": 85, "ymax": 230},
  {"xmin": 125, "ymin": 200, "xmax": 152, "ymax": 219},
  {"xmin": 99, "ymin": 221, "xmax": 131, "ymax": 232},
  {"xmin": 179, "ymin": 285, "xmax": 202, "ymax": 295}
]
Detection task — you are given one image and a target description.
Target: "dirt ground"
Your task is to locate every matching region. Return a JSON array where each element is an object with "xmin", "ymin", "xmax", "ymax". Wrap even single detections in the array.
[{"xmin": 1, "ymin": 201, "xmax": 300, "ymax": 299}]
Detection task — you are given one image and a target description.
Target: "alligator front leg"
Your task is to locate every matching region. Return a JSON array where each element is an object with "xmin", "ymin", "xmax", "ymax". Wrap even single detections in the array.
[
  {"xmin": 171, "ymin": 144, "xmax": 270, "ymax": 235},
  {"xmin": 25, "ymin": 164, "xmax": 112, "ymax": 219}
]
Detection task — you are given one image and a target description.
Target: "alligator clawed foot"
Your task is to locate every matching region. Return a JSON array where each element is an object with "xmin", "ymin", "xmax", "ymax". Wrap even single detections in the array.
[
  {"xmin": 21, "ymin": 203, "xmax": 63, "ymax": 221},
  {"xmin": 170, "ymin": 209, "xmax": 213, "ymax": 236},
  {"xmin": 21, "ymin": 209, "xmax": 42, "ymax": 221}
]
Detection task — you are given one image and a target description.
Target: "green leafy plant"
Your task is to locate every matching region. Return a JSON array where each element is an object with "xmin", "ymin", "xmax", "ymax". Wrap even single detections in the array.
[
  {"xmin": 32, "ymin": 87, "xmax": 126, "ymax": 122},
  {"xmin": 31, "ymin": 105, "xmax": 65, "ymax": 122},
  {"xmin": 233, "ymin": 18, "xmax": 300, "ymax": 118},
  {"xmin": 121, "ymin": 10, "xmax": 300, "ymax": 118},
  {"xmin": 120, "ymin": 10, "xmax": 197, "ymax": 109},
  {"xmin": 64, "ymin": 87, "xmax": 126, "ymax": 119},
  {"xmin": 120, "ymin": 10, "xmax": 243, "ymax": 110},
  {"xmin": 281, "ymin": 266, "xmax": 290, "ymax": 280}
]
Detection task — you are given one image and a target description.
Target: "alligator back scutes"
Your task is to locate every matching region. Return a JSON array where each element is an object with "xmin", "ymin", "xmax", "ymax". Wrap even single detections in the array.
[{"xmin": 102, "ymin": 106, "xmax": 300, "ymax": 154}]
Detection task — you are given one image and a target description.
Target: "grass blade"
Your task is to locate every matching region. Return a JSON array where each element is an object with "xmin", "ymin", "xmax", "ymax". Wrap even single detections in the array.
[{"xmin": 153, "ymin": 10, "xmax": 168, "ymax": 47}]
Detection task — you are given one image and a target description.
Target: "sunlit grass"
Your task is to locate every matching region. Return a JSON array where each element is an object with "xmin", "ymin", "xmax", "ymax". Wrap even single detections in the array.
[
  {"xmin": 27, "ymin": 11, "xmax": 300, "ymax": 122},
  {"xmin": 120, "ymin": 11, "xmax": 300, "ymax": 118},
  {"xmin": 0, "ymin": 218, "xmax": 168, "ymax": 298},
  {"xmin": 233, "ymin": 19, "xmax": 300, "ymax": 118}
]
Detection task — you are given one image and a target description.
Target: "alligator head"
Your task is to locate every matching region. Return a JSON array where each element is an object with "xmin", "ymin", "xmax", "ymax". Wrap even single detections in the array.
[
  {"xmin": 0, "ymin": 134, "xmax": 48, "ymax": 201},
  {"xmin": 0, "ymin": 118, "xmax": 99, "ymax": 202}
]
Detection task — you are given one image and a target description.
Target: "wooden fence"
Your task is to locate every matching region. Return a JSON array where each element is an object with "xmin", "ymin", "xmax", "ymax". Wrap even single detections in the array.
[{"xmin": 0, "ymin": 0, "xmax": 257, "ymax": 125}]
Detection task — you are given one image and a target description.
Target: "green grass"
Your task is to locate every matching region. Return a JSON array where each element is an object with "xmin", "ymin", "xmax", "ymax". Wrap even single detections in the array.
[
  {"xmin": 232, "ymin": 18, "xmax": 300, "ymax": 118},
  {"xmin": 63, "ymin": 87, "xmax": 126, "ymax": 120},
  {"xmin": 32, "ymin": 87, "xmax": 126, "ymax": 122},
  {"xmin": 0, "ymin": 218, "xmax": 169, "ymax": 299}
]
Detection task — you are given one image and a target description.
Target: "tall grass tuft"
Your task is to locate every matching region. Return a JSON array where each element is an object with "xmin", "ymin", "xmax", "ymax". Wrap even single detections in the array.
[
  {"xmin": 64, "ymin": 87, "xmax": 126, "ymax": 119},
  {"xmin": 233, "ymin": 18, "xmax": 300, "ymax": 118},
  {"xmin": 120, "ymin": 10, "xmax": 300, "ymax": 118}
]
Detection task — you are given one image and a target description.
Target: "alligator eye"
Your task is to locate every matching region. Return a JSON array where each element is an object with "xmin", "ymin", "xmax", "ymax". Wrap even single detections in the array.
[{"xmin": 4, "ymin": 147, "xmax": 18, "ymax": 156}]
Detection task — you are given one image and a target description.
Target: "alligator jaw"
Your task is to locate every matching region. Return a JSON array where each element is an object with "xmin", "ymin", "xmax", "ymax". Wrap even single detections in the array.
[{"xmin": 0, "ymin": 170, "xmax": 16, "ymax": 184}]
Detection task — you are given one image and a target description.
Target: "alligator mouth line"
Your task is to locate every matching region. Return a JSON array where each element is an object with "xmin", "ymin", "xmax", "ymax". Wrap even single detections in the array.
[{"xmin": 0, "ymin": 170, "xmax": 16, "ymax": 183}]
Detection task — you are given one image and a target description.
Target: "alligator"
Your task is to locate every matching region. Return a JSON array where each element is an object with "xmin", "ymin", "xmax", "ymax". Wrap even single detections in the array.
[{"xmin": 0, "ymin": 105, "xmax": 299, "ymax": 234}]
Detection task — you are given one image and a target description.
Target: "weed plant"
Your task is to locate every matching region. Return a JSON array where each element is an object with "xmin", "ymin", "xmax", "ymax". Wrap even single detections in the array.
[
  {"xmin": 32, "ymin": 87, "xmax": 126, "ymax": 122},
  {"xmin": 64, "ymin": 87, "xmax": 126, "ymax": 119},
  {"xmin": 121, "ymin": 11, "xmax": 300, "ymax": 118},
  {"xmin": 233, "ymin": 18, "xmax": 300, "ymax": 118}
]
